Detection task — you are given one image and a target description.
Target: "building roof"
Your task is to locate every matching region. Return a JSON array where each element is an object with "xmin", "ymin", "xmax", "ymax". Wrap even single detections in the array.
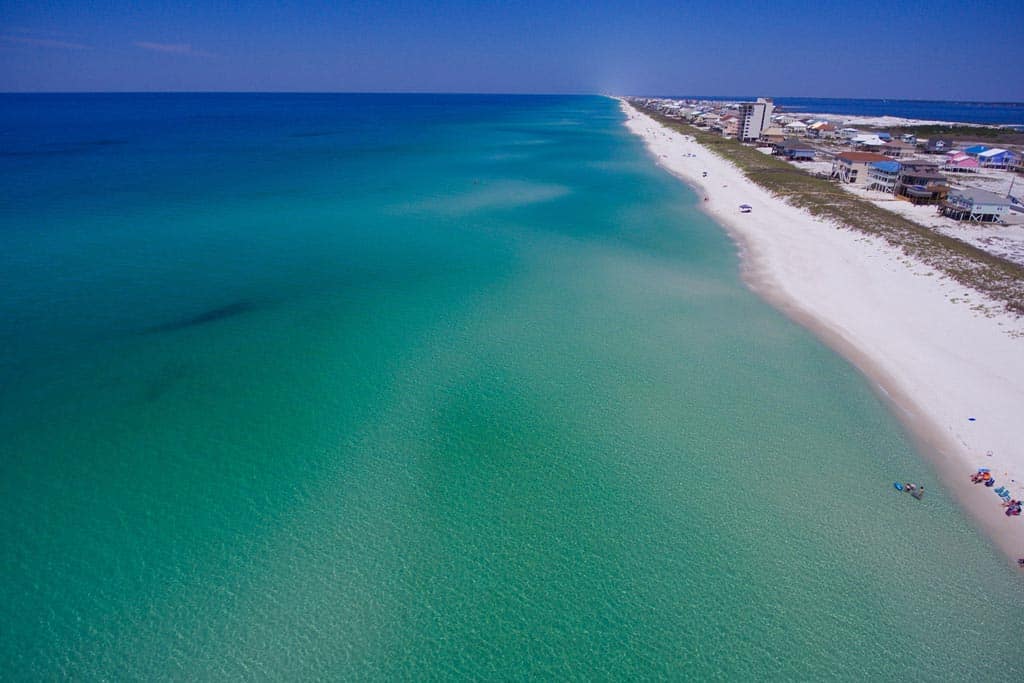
[
  {"xmin": 784, "ymin": 121, "xmax": 807, "ymax": 128},
  {"xmin": 977, "ymin": 148, "xmax": 1010, "ymax": 158},
  {"xmin": 949, "ymin": 188, "xmax": 1011, "ymax": 206},
  {"xmin": 945, "ymin": 157, "xmax": 979, "ymax": 167},
  {"xmin": 837, "ymin": 152, "xmax": 891, "ymax": 162},
  {"xmin": 963, "ymin": 144, "xmax": 989, "ymax": 154},
  {"xmin": 871, "ymin": 161, "xmax": 901, "ymax": 173},
  {"xmin": 781, "ymin": 137, "xmax": 814, "ymax": 148},
  {"xmin": 853, "ymin": 134, "xmax": 886, "ymax": 146}
]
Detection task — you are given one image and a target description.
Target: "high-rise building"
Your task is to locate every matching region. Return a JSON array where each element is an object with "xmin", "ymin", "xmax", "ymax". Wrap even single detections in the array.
[{"xmin": 737, "ymin": 98, "xmax": 774, "ymax": 142}]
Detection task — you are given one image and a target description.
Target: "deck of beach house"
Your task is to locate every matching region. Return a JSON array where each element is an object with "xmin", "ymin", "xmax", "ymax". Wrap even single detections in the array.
[{"xmin": 941, "ymin": 188, "xmax": 1012, "ymax": 222}]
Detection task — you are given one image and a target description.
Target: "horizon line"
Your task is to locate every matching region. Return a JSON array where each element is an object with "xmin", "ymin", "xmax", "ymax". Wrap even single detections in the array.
[{"xmin": 1, "ymin": 91, "xmax": 1023, "ymax": 105}]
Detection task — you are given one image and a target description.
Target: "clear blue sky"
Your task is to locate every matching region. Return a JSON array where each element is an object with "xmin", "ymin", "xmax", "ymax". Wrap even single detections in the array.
[{"xmin": 2, "ymin": 0, "xmax": 1022, "ymax": 100}]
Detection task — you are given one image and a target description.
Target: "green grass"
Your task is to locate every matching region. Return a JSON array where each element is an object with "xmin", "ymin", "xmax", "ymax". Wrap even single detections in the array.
[{"xmin": 638, "ymin": 106, "xmax": 1024, "ymax": 315}]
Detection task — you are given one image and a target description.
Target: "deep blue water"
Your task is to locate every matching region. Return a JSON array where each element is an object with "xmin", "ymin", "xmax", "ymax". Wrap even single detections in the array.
[{"xmin": 655, "ymin": 94, "xmax": 1024, "ymax": 125}]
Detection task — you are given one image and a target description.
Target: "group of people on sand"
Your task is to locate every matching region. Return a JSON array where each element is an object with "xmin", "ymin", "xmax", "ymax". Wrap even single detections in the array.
[
  {"xmin": 901, "ymin": 482, "xmax": 925, "ymax": 500},
  {"xmin": 970, "ymin": 470, "xmax": 996, "ymax": 487},
  {"xmin": 970, "ymin": 468, "xmax": 1021, "ymax": 516}
]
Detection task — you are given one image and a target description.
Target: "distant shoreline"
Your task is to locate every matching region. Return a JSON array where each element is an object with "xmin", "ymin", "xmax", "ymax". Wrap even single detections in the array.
[
  {"xmin": 617, "ymin": 97, "xmax": 1024, "ymax": 566},
  {"xmin": 623, "ymin": 95, "xmax": 1024, "ymax": 127}
]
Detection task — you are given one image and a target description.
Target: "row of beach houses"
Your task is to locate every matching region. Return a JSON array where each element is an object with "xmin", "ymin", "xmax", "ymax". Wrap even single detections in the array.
[
  {"xmin": 830, "ymin": 151, "xmax": 1011, "ymax": 221},
  {"xmin": 638, "ymin": 97, "xmax": 1020, "ymax": 223}
]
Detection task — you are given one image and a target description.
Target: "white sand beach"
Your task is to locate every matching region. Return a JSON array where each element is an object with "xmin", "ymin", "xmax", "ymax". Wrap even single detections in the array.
[{"xmin": 619, "ymin": 99, "xmax": 1024, "ymax": 563}]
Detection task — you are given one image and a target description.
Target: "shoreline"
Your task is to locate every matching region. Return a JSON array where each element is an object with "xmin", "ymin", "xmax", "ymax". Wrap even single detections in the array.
[{"xmin": 617, "ymin": 98, "xmax": 1024, "ymax": 567}]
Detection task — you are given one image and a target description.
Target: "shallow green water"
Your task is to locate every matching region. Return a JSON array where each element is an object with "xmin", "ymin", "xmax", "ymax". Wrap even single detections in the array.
[{"xmin": 1, "ymin": 94, "xmax": 1021, "ymax": 678}]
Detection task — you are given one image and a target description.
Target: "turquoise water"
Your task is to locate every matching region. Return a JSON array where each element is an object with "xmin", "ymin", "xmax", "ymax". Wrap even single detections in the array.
[{"xmin": 2, "ymin": 94, "xmax": 1021, "ymax": 679}]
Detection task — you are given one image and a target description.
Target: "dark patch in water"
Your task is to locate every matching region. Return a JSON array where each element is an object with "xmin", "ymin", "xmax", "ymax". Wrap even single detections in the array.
[
  {"xmin": 289, "ymin": 130, "xmax": 339, "ymax": 138},
  {"xmin": 0, "ymin": 139, "xmax": 129, "ymax": 158},
  {"xmin": 143, "ymin": 300, "xmax": 258, "ymax": 334},
  {"xmin": 138, "ymin": 361, "xmax": 191, "ymax": 404}
]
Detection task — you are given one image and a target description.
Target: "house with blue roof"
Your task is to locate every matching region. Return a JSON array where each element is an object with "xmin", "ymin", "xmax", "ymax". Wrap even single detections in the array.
[
  {"xmin": 867, "ymin": 161, "xmax": 901, "ymax": 193},
  {"xmin": 963, "ymin": 144, "xmax": 990, "ymax": 156},
  {"xmin": 977, "ymin": 148, "xmax": 1016, "ymax": 168}
]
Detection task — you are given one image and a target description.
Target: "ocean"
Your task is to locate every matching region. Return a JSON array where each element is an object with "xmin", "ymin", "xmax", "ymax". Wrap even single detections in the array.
[
  {"xmin": 655, "ymin": 94, "xmax": 1024, "ymax": 126},
  {"xmin": 2, "ymin": 93, "xmax": 1022, "ymax": 678}
]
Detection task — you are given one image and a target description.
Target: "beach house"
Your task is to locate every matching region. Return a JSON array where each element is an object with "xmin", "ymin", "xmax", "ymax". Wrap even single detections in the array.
[
  {"xmin": 783, "ymin": 120, "xmax": 808, "ymax": 137},
  {"xmin": 922, "ymin": 137, "xmax": 954, "ymax": 154},
  {"xmin": 774, "ymin": 138, "xmax": 816, "ymax": 160},
  {"xmin": 717, "ymin": 114, "xmax": 740, "ymax": 137},
  {"xmin": 697, "ymin": 112, "xmax": 720, "ymax": 127},
  {"xmin": 807, "ymin": 121, "xmax": 836, "ymax": 139},
  {"xmin": 977, "ymin": 148, "xmax": 1016, "ymax": 168},
  {"xmin": 831, "ymin": 151, "xmax": 891, "ymax": 185},
  {"xmin": 852, "ymin": 134, "xmax": 887, "ymax": 150},
  {"xmin": 882, "ymin": 140, "xmax": 916, "ymax": 158},
  {"xmin": 895, "ymin": 162, "xmax": 949, "ymax": 205},
  {"xmin": 943, "ymin": 151, "xmax": 979, "ymax": 173},
  {"xmin": 941, "ymin": 188, "xmax": 1011, "ymax": 222},
  {"xmin": 736, "ymin": 97, "xmax": 774, "ymax": 142},
  {"xmin": 866, "ymin": 161, "xmax": 901, "ymax": 193},
  {"xmin": 963, "ymin": 144, "xmax": 990, "ymax": 157},
  {"xmin": 759, "ymin": 126, "xmax": 786, "ymax": 144}
]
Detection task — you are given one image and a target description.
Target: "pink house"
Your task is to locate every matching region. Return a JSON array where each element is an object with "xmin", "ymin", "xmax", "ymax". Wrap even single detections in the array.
[{"xmin": 944, "ymin": 151, "xmax": 979, "ymax": 173}]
